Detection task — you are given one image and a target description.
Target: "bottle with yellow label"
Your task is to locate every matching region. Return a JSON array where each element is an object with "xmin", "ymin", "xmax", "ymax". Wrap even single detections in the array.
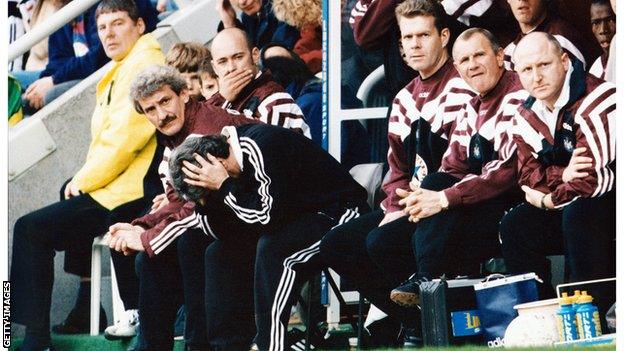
[
  {"xmin": 556, "ymin": 293, "xmax": 578, "ymax": 341},
  {"xmin": 575, "ymin": 291, "xmax": 602, "ymax": 339}
]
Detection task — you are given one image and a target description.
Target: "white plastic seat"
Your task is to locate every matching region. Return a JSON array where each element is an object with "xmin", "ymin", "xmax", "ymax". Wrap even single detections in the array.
[{"xmin": 90, "ymin": 235, "xmax": 125, "ymax": 335}]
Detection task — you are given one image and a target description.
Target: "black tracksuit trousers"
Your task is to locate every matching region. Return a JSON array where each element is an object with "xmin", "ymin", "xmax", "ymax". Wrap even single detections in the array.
[
  {"xmin": 134, "ymin": 228, "xmax": 212, "ymax": 351},
  {"xmin": 412, "ymin": 172, "xmax": 517, "ymax": 279},
  {"xmin": 500, "ymin": 191, "xmax": 615, "ymax": 319},
  {"xmin": 319, "ymin": 210, "xmax": 419, "ymax": 327},
  {"xmin": 203, "ymin": 211, "xmax": 356, "ymax": 351}
]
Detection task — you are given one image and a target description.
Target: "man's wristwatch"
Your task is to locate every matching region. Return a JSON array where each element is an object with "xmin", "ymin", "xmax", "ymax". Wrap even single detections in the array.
[{"xmin": 439, "ymin": 192, "xmax": 449, "ymax": 211}]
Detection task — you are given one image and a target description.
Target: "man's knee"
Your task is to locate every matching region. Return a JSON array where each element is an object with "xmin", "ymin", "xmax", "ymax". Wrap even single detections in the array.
[
  {"xmin": 14, "ymin": 212, "xmax": 50, "ymax": 247},
  {"xmin": 319, "ymin": 226, "xmax": 350, "ymax": 265}
]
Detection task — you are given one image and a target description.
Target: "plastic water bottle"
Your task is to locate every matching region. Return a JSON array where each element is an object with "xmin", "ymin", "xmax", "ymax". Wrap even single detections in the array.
[
  {"xmin": 575, "ymin": 291, "xmax": 602, "ymax": 339},
  {"xmin": 556, "ymin": 292, "xmax": 578, "ymax": 341}
]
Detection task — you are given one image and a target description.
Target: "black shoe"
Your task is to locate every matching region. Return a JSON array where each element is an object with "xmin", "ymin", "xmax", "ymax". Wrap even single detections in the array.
[
  {"xmin": 400, "ymin": 327, "xmax": 423, "ymax": 348},
  {"xmin": 390, "ymin": 276, "xmax": 428, "ymax": 307},
  {"xmin": 51, "ymin": 306, "xmax": 107, "ymax": 334},
  {"xmin": 288, "ymin": 328, "xmax": 316, "ymax": 350}
]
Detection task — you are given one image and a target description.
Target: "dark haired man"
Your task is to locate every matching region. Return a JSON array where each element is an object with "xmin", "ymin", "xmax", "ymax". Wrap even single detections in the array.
[
  {"xmin": 390, "ymin": 28, "xmax": 528, "ymax": 306},
  {"xmin": 503, "ymin": 0, "xmax": 588, "ymax": 70},
  {"xmin": 171, "ymin": 124, "xmax": 369, "ymax": 351},
  {"xmin": 320, "ymin": 0, "xmax": 475, "ymax": 344},
  {"xmin": 588, "ymin": 0, "xmax": 616, "ymax": 79},
  {"xmin": 10, "ymin": 1, "xmax": 164, "ymax": 349},
  {"xmin": 22, "ymin": 0, "xmax": 158, "ymax": 112}
]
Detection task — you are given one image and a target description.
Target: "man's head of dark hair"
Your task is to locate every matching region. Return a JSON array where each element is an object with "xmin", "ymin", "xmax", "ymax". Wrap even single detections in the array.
[
  {"xmin": 395, "ymin": 0, "xmax": 450, "ymax": 34},
  {"xmin": 169, "ymin": 135, "xmax": 230, "ymax": 203},
  {"xmin": 260, "ymin": 44, "xmax": 312, "ymax": 88},
  {"xmin": 96, "ymin": 0, "xmax": 141, "ymax": 23}
]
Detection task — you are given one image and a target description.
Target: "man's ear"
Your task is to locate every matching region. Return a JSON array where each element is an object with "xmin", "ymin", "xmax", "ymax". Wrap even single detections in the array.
[
  {"xmin": 561, "ymin": 52, "xmax": 570, "ymax": 71},
  {"xmin": 137, "ymin": 17, "xmax": 146, "ymax": 35},
  {"xmin": 495, "ymin": 47, "xmax": 505, "ymax": 68},
  {"xmin": 440, "ymin": 28, "xmax": 450, "ymax": 49},
  {"xmin": 180, "ymin": 88, "xmax": 190, "ymax": 103},
  {"xmin": 251, "ymin": 47, "xmax": 261, "ymax": 66}
]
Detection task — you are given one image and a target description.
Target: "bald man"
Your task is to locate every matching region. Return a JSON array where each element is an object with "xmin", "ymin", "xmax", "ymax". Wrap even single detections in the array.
[
  {"xmin": 501, "ymin": 32, "xmax": 615, "ymax": 316},
  {"xmin": 208, "ymin": 27, "xmax": 310, "ymax": 137}
]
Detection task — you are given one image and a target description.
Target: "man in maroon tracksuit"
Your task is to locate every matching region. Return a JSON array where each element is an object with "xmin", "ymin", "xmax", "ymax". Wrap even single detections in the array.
[
  {"xmin": 501, "ymin": 32, "xmax": 615, "ymax": 321},
  {"xmin": 503, "ymin": 0, "xmax": 588, "ymax": 70},
  {"xmin": 106, "ymin": 65, "xmax": 259, "ymax": 350},
  {"xmin": 390, "ymin": 28, "xmax": 528, "ymax": 306},
  {"xmin": 320, "ymin": 0, "xmax": 475, "ymax": 343}
]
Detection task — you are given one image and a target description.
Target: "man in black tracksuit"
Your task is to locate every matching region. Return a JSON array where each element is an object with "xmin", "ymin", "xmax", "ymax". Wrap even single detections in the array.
[{"xmin": 169, "ymin": 124, "xmax": 369, "ymax": 351}]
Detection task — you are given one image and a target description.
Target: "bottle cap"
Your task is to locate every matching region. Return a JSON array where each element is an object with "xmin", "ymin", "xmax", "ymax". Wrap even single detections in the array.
[
  {"xmin": 572, "ymin": 290, "xmax": 581, "ymax": 302},
  {"xmin": 577, "ymin": 291, "xmax": 594, "ymax": 303},
  {"xmin": 559, "ymin": 292, "xmax": 574, "ymax": 305}
]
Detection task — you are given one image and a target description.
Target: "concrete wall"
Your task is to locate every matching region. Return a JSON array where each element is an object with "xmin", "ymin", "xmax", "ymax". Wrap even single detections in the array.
[{"xmin": 9, "ymin": 0, "xmax": 220, "ymax": 336}]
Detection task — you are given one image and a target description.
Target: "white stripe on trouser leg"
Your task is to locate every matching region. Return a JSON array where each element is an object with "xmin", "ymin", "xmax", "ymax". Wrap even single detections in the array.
[{"xmin": 268, "ymin": 209, "xmax": 360, "ymax": 351}]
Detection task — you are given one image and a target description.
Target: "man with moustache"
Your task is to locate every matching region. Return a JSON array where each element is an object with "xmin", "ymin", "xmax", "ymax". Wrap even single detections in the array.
[
  {"xmin": 501, "ymin": 31, "xmax": 615, "ymax": 320},
  {"xmin": 389, "ymin": 28, "xmax": 529, "ymax": 306},
  {"xmin": 503, "ymin": 0, "xmax": 587, "ymax": 70},
  {"xmin": 207, "ymin": 27, "xmax": 310, "ymax": 137},
  {"xmin": 588, "ymin": 0, "xmax": 616, "ymax": 80},
  {"xmin": 320, "ymin": 0, "xmax": 475, "ymax": 344},
  {"xmin": 106, "ymin": 64, "xmax": 258, "ymax": 350}
]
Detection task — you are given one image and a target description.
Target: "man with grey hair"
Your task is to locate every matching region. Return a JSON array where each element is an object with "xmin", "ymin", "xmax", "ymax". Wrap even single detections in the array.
[
  {"xmin": 501, "ymin": 31, "xmax": 615, "ymax": 317},
  {"xmin": 106, "ymin": 64, "xmax": 258, "ymax": 350}
]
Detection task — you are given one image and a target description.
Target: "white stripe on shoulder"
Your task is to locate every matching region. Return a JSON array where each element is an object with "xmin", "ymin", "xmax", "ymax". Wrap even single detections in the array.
[{"xmin": 223, "ymin": 137, "xmax": 274, "ymax": 224}]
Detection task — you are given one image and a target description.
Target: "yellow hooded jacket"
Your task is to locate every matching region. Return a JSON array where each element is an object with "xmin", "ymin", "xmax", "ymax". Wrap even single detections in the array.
[{"xmin": 72, "ymin": 34, "xmax": 164, "ymax": 210}]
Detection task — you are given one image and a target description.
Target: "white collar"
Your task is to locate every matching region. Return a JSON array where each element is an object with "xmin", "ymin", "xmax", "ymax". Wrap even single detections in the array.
[{"xmin": 221, "ymin": 126, "xmax": 244, "ymax": 171}]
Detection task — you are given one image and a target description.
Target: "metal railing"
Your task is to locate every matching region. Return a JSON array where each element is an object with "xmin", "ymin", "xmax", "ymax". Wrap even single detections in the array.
[{"xmin": 8, "ymin": 0, "xmax": 100, "ymax": 62}]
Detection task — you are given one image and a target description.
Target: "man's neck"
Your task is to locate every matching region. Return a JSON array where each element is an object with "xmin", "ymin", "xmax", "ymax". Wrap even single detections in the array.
[
  {"xmin": 419, "ymin": 51, "xmax": 449, "ymax": 80},
  {"xmin": 520, "ymin": 11, "xmax": 548, "ymax": 34}
]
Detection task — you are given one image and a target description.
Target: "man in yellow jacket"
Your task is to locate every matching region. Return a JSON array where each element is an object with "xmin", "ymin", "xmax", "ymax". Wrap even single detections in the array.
[{"xmin": 10, "ymin": 0, "xmax": 164, "ymax": 349}]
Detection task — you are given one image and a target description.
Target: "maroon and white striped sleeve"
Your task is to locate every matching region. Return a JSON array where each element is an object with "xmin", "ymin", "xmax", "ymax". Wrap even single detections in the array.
[
  {"xmin": 382, "ymin": 84, "xmax": 419, "ymax": 213},
  {"xmin": 349, "ymin": 0, "xmax": 398, "ymax": 50},
  {"xmin": 257, "ymin": 92, "xmax": 311, "ymax": 138},
  {"xmin": 442, "ymin": 0, "xmax": 493, "ymax": 25},
  {"xmin": 551, "ymin": 81, "xmax": 616, "ymax": 208}
]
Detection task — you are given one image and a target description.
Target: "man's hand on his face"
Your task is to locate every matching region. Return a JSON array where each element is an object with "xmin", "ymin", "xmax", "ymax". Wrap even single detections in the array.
[
  {"xmin": 108, "ymin": 222, "xmax": 146, "ymax": 255},
  {"xmin": 218, "ymin": 69, "xmax": 254, "ymax": 102},
  {"xmin": 182, "ymin": 153, "xmax": 230, "ymax": 191},
  {"xmin": 562, "ymin": 147, "xmax": 593, "ymax": 183},
  {"xmin": 216, "ymin": 0, "xmax": 237, "ymax": 28},
  {"xmin": 24, "ymin": 76, "xmax": 54, "ymax": 110}
]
